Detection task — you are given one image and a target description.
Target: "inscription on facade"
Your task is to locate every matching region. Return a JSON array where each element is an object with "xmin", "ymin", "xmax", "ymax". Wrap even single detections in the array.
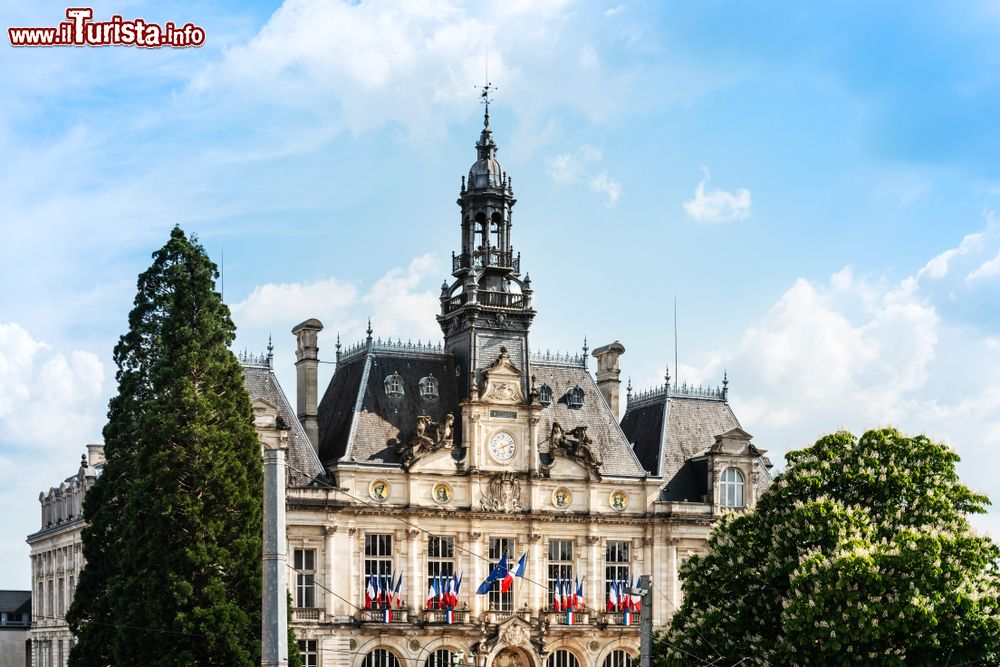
[{"xmin": 489, "ymin": 409, "xmax": 518, "ymax": 419}]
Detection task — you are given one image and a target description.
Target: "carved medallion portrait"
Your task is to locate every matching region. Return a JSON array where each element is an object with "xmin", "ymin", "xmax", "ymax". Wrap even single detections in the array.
[
  {"xmin": 610, "ymin": 489, "xmax": 629, "ymax": 512},
  {"xmin": 432, "ymin": 482, "xmax": 453, "ymax": 505},
  {"xmin": 551, "ymin": 486, "xmax": 573, "ymax": 510},
  {"xmin": 369, "ymin": 479, "xmax": 391, "ymax": 502}
]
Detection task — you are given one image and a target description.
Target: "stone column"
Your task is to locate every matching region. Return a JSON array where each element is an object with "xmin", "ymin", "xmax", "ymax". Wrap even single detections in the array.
[
  {"xmin": 262, "ymin": 441, "xmax": 289, "ymax": 667},
  {"xmin": 470, "ymin": 531, "xmax": 484, "ymax": 616},
  {"xmin": 528, "ymin": 531, "xmax": 542, "ymax": 612},
  {"xmin": 325, "ymin": 526, "xmax": 336, "ymax": 619},
  {"xmin": 408, "ymin": 529, "xmax": 421, "ymax": 612},
  {"xmin": 587, "ymin": 535, "xmax": 600, "ymax": 617}
]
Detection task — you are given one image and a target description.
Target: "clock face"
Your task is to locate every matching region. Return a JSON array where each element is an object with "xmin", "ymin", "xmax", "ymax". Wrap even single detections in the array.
[{"xmin": 489, "ymin": 432, "xmax": 517, "ymax": 463}]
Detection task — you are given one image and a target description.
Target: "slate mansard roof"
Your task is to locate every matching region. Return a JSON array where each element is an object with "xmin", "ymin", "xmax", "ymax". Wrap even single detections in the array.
[
  {"xmin": 620, "ymin": 385, "xmax": 771, "ymax": 500},
  {"xmin": 242, "ymin": 362, "xmax": 324, "ymax": 485},
  {"xmin": 314, "ymin": 341, "xmax": 647, "ymax": 478}
]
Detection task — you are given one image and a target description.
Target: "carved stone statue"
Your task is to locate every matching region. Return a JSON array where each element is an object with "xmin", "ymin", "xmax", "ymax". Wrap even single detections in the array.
[
  {"xmin": 548, "ymin": 421, "xmax": 602, "ymax": 472},
  {"xmin": 398, "ymin": 413, "xmax": 455, "ymax": 468}
]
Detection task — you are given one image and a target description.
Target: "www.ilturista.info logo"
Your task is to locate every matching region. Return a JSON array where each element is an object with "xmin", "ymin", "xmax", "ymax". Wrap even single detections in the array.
[{"xmin": 9, "ymin": 8, "xmax": 205, "ymax": 48}]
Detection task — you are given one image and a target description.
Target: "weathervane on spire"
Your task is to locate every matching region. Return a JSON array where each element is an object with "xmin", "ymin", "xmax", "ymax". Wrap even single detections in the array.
[{"xmin": 480, "ymin": 81, "xmax": 496, "ymax": 127}]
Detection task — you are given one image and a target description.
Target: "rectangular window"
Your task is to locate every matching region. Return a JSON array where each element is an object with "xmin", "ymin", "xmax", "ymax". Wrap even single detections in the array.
[
  {"xmin": 47, "ymin": 579, "xmax": 53, "ymax": 620},
  {"xmin": 605, "ymin": 540, "xmax": 631, "ymax": 606},
  {"xmin": 294, "ymin": 548, "xmax": 316, "ymax": 608},
  {"xmin": 547, "ymin": 539, "xmax": 574, "ymax": 609},
  {"xmin": 364, "ymin": 534, "xmax": 393, "ymax": 604},
  {"xmin": 488, "ymin": 537, "xmax": 515, "ymax": 611},
  {"xmin": 427, "ymin": 536, "xmax": 455, "ymax": 603},
  {"xmin": 59, "ymin": 577, "xmax": 65, "ymax": 616},
  {"xmin": 298, "ymin": 639, "xmax": 318, "ymax": 667}
]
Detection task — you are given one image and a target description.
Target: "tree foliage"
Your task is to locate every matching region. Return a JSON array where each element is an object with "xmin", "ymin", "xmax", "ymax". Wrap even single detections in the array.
[
  {"xmin": 656, "ymin": 428, "xmax": 1000, "ymax": 666},
  {"xmin": 67, "ymin": 226, "xmax": 263, "ymax": 666}
]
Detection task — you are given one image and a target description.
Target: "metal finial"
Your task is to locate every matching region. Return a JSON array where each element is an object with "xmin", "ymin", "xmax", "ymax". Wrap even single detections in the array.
[
  {"xmin": 366, "ymin": 318, "xmax": 373, "ymax": 343},
  {"xmin": 335, "ymin": 333, "xmax": 342, "ymax": 362},
  {"xmin": 582, "ymin": 336, "xmax": 589, "ymax": 369},
  {"xmin": 626, "ymin": 377, "xmax": 633, "ymax": 401},
  {"xmin": 480, "ymin": 81, "xmax": 496, "ymax": 127},
  {"xmin": 722, "ymin": 369, "xmax": 729, "ymax": 399},
  {"xmin": 266, "ymin": 334, "xmax": 274, "ymax": 368},
  {"xmin": 664, "ymin": 365, "xmax": 671, "ymax": 389}
]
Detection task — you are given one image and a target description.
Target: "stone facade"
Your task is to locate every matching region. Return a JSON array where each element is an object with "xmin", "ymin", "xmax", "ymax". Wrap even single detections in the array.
[
  {"xmin": 0, "ymin": 590, "xmax": 31, "ymax": 667},
  {"xmin": 25, "ymin": 445, "xmax": 103, "ymax": 667},
  {"xmin": 261, "ymin": 102, "xmax": 774, "ymax": 667}
]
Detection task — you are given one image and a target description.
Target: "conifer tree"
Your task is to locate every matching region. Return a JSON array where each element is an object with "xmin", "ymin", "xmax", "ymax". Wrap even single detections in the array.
[{"xmin": 68, "ymin": 226, "xmax": 263, "ymax": 666}]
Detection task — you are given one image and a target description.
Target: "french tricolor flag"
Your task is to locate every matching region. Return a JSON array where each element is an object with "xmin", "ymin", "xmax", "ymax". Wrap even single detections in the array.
[{"xmin": 623, "ymin": 608, "xmax": 632, "ymax": 625}]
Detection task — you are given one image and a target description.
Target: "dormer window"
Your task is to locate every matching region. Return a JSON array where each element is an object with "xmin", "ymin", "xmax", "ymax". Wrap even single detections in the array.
[
  {"xmin": 720, "ymin": 467, "xmax": 745, "ymax": 508},
  {"xmin": 384, "ymin": 372, "xmax": 404, "ymax": 398},
  {"xmin": 566, "ymin": 385, "xmax": 584, "ymax": 409},
  {"xmin": 537, "ymin": 384, "xmax": 553, "ymax": 406},
  {"xmin": 419, "ymin": 375, "xmax": 439, "ymax": 400}
]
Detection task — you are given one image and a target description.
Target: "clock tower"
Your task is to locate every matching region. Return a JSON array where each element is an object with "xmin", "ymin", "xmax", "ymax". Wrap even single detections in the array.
[{"xmin": 438, "ymin": 85, "xmax": 536, "ymax": 401}]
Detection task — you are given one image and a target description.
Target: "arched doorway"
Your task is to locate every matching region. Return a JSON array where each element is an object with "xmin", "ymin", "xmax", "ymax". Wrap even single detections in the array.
[{"xmin": 493, "ymin": 647, "xmax": 530, "ymax": 667}]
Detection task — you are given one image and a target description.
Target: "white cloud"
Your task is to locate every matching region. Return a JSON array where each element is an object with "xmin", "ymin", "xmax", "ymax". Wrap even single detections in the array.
[
  {"xmin": 231, "ymin": 254, "xmax": 442, "ymax": 349},
  {"xmin": 918, "ymin": 229, "xmax": 984, "ymax": 279},
  {"xmin": 682, "ymin": 167, "xmax": 751, "ymax": 223},
  {"xmin": 0, "ymin": 323, "xmax": 105, "ymax": 448},
  {"xmin": 965, "ymin": 248, "xmax": 1000, "ymax": 283},
  {"xmin": 589, "ymin": 172, "xmax": 622, "ymax": 204},
  {"xmin": 547, "ymin": 145, "xmax": 621, "ymax": 204}
]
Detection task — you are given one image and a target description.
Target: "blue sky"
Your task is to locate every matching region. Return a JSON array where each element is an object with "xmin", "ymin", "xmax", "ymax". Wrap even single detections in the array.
[{"xmin": 2, "ymin": 0, "xmax": 1000, "ymax": 589}]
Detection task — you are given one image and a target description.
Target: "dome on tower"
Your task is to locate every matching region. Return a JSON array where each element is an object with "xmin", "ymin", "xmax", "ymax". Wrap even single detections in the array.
[{"xmin": 467, "ymin": 116, "xmax": 505, "ymax": 189}]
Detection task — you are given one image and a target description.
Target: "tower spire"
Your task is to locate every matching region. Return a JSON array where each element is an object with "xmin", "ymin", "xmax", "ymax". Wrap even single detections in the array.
[{"xmin": 480, "ymin": 81, "xmax": 496, "ymax": 128}]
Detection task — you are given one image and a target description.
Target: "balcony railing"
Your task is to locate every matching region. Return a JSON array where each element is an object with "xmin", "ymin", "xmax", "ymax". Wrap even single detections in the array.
[
  {"xmin": 600, "ymin": 611, "xmax": 640, "ymax": 627},
  {"xmin": 293, "ymin": 607, "xmax": 325, "ymax": 622},
  {"xmin": 482, "ymin": 609, "xmax": 531, "ymax": 625},
  {"xmin": 358, "ymin": 609, "xmax": 409, "ymax": 624},
  {"xmin": 543, "ymin": 610, "xmax": 591, "ymax": 626},
  {"xmin": 422, "ymin": 609, "xmax": 471, "ymax": 625},
  {"xmin": 452, "ymin": 250, "xmax": 520, "ymax": 273},
  {"xmin": 442, "ymin": 290, "xmax": 530, "ymax": 315}
]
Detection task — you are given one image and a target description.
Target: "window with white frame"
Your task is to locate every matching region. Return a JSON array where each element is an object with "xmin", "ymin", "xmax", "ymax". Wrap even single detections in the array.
[
  {"xmin": 488, "ymin": 537, "xmax": 514, "ymax": 611},
  {"xmin": 294, "ymin": 549, "xmax": 316, "ymax": 608},
  {"xmin": 419, "ymin": 375, "xmax": 439, "ymax": 400},
  {"xmin": 298, "ymin": 639, "xmax": 318, "ymax": 667},
  {"xmin": 605, "ymin": 540, "xmax": 630, "ymax": 604},
  {"xmin": 384, "ymin": 372, "xmax": 404, "ymax": 398},
  {"xmin": 720, "ymin": 467, "xmax": 745, "ymax": 507},
  {"xmin": 548, "ymin": 650, "xmax": 581, "ymax": 667},
  {"xmin": 537, "ymin": 384, "xmax": 553, "ymax": 406},
  {"xmin": 364, "ymin": 534, "xmax": 394, "ymax": 599},
  {"xmin": 547, "ymin": 539, "xmax": 573, "ymax": 609},
  {"xmin": 427, "ymin": 536, "xmax": 455, "ymax": 603},
  {"xmin": 363, "ymin": 649, "xmax": 401, "ymax": 667}
]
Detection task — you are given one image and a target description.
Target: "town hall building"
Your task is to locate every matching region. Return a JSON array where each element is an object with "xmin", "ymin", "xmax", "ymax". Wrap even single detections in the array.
[{"xmin": 28, "ymin": 100, "xmax": 772, "ymax": 667}]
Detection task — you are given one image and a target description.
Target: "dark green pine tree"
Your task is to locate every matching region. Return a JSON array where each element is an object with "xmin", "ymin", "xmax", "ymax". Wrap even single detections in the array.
[{"xmin": 68, "ymin": 226, "xmax": 263, "ymax": 666}]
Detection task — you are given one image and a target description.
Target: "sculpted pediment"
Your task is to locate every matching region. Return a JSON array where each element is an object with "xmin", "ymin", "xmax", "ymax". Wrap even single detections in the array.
[{"xmin": 481, "ymin": 346, "xmax": 524, "ymax": 405}]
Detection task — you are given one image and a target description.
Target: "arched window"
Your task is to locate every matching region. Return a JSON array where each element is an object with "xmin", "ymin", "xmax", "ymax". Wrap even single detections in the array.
[
  {"xmin": 720, "ymin": 467, "xmax": 745, "ymax": 508},
  {"xmin": 425, "ymin": 649, "xmax": 456, "ymax": 667},
  {"xmin": 474, "ymin": 212, "xmax": 487, "ymax": 249},
  {"xmin": 602, "ymin": 650, "xmax": 635, "ymax": 667},
  {"xmin": 419, "ymin": 375, "xmax": 439, "ymax": 400},
  {"xmin": 548, "ymin": 650, "xmax": 581, "ymax": 667},
  {"xmin": 537, "ymin": 384, "xmax": 553, "ymax": 406},
  {"xmin": 566, "ymin": 385, "xmax": 585, "ymax": 409},
  {"xmin": 363, "ymin": 649, "xmax": 401, "ymax": 667},
  {"xmin": 384, "ymin": 372, "xmax": 404, "ymax": 398}
]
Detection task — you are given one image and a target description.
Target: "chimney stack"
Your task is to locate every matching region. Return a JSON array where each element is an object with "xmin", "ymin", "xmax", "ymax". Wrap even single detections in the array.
[
  {"xmin": 291, "ymin": 318, "xmax": 324, "ymax": 449},
  {"xmin": 592, "ymin": 341, "xmax": 626, "ymax": 420}
]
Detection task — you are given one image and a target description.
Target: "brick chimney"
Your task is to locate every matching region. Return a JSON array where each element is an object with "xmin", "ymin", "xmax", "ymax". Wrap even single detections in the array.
[
  {"xmin": 291, "ymin": 318, "xmax": 324, "ymax": 448},
  {"xmin": 592, "ymin": 341, "xmax": 626, "ymax": 420}
]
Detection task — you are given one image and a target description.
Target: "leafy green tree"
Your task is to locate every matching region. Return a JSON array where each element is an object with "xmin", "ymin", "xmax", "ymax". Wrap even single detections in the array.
[
  {"xmin": 656, "ymin": 428, "xmax": 1000, "ymax": 666},
  {"xmin": 68, "ymin": 226, "xmax": 263, "ymax": 666}
]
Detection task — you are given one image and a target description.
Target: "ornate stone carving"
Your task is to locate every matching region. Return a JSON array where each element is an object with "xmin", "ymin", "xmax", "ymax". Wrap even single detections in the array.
[
  {"xmin": 481, "ymin": 472, "xmax": 523, "ymax": 512},
  {"xmin": 480, "ymin": 347, "xmax": 525, "ymax": 405},
  {"xmin": 544, "ymin": 422, "xmax": 602, "ymax": 474},
  {"xmin": 500, "ymin": 622, "xmax": 529, "ymax": 647},
  {"xmin": 398, "ymin": 413, "xmax": 455, "ymax": 468}
]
